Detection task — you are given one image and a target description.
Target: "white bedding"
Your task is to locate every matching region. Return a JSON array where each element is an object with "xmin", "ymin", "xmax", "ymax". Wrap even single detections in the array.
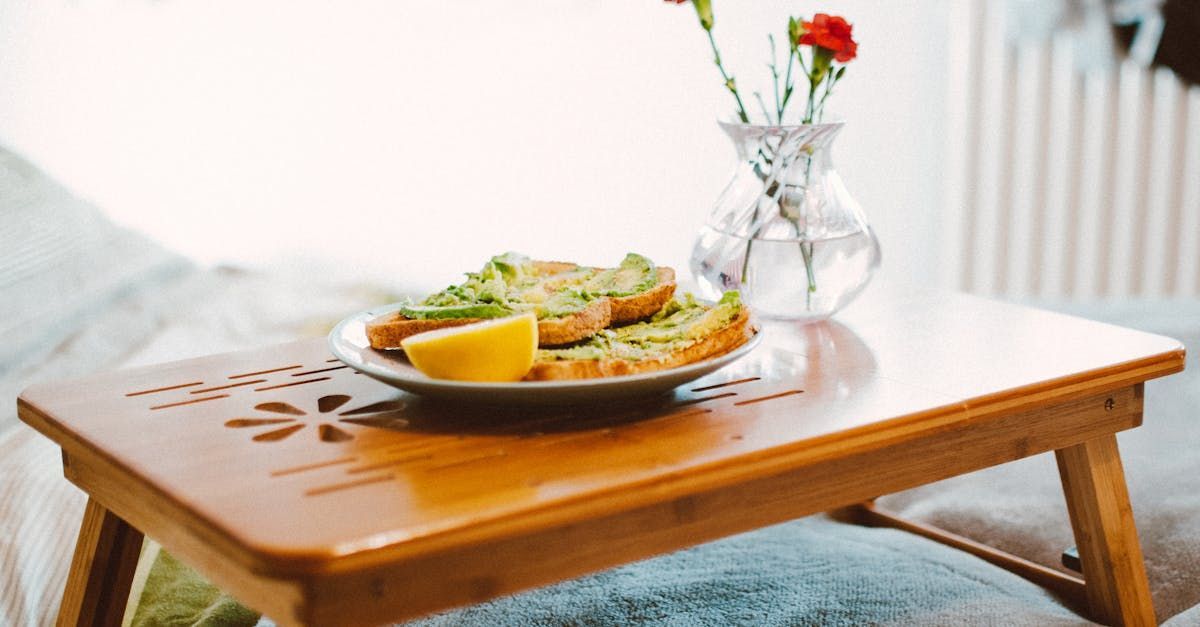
[{"xmin": 0, "ymin": 268, "xmax": 395, "ymax": 627}]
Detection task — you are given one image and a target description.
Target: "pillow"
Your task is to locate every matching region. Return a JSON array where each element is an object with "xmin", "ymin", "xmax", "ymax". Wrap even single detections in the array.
[{"xmin": 0, "ymin": 145, "xmax": 191, "ymax": 430}]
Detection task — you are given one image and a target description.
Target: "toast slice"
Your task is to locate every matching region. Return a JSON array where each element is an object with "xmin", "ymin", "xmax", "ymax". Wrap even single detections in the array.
[
  {"xmin": 366, "ymin": 299, "xmax": 614, "ymax": 349},
  {"xmin": 525, "ymin": 293, "xmax": 754, "ymax": 381},
  {"xmin": 365, "ymin": 317, "xmax": 480, "ymax": 350},
  {"xmin": 366, "ymin": 253, "xmax": 676, "ymax": 349},
  {"xmin": 609, "ymin": 267, "xmax": 676, "ymax": 324}
]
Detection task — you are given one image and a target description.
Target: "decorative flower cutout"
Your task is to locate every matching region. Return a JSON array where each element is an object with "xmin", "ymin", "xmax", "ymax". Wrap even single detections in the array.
[{"xmin": 225, "ymin": 395, "xmax": 409, "ymax": 443}]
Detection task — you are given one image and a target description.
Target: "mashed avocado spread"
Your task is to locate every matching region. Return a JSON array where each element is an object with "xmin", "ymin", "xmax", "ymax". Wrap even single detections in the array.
[
  {"xmin": 583, "ymin": 253, "xmax": 658, "ymax": 297},
  {"xmin": 400, "ymin": 252, "xmax": 660, "ymax": 321},
  {"xmin": 537, "ymin": 291, "xmax": 742, "ymax": 362}
]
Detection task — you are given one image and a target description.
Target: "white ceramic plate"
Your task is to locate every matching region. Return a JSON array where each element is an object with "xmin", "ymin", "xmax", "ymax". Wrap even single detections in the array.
[{"xmin": 327, "ymin": 303, "xmax": 762, "ymax": 405}]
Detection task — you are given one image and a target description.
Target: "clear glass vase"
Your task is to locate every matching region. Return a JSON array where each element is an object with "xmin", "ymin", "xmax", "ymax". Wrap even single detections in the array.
[{"xmin": 690, "ymin": 121, "xmax": 880, "ymax": 321}]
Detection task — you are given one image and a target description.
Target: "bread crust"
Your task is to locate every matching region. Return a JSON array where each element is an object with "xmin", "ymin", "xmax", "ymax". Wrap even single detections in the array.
[
  {"xmin": 609, "ymin": 267, "xmax": 676, "ymax": 324},
  {"xmin": 523, "ymin": 307, "xmax": 755, "ymax": 381},
  {"xmin": 535, "ymin": 298, "xmax": 613, "ymax": 346},
  {"xmin": 365, "ymin": 260, "xmax": 674, "ymax": 350},
  {"xmin": 366, "ymin": 299, "xmax": 613, "ymax": 349},
  {"xmin": 366, "ymin": 316, "xmax": 479, "ymax": 349}
]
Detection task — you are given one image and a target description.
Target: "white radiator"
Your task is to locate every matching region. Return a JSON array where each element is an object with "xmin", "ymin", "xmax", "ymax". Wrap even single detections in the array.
[{"xmin": 941, "ymin": 0, "xmax": 1200, "ymax": 299}]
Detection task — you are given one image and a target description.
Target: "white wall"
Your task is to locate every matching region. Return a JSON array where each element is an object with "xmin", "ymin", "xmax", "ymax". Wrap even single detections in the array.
[{"xmin": 0, "ymin": 1, "xmax": 949, "ymax": 294}]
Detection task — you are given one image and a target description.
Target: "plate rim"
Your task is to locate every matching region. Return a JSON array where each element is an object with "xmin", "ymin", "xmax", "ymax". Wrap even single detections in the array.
[{"xmin": 327, "ymin": 302, "xmax": 762, "ymax": 392}]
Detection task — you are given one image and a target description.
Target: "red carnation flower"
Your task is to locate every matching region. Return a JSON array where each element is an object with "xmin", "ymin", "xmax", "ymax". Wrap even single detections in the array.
[{"xmin": 798, "ymin": 13, "xmax": 857, "ymax": 63}]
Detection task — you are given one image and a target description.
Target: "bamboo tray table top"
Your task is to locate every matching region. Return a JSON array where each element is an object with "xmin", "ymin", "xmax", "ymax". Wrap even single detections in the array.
[{"xmin": 18, "ymin": 288, "xmax": 1186, "ymax": 627}]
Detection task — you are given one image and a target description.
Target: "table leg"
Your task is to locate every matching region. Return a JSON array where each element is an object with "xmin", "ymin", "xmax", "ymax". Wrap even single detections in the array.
[
  {"xmin": 57, "ymin": 497, "xmax": 144, "ymax": 627},
  {"xmin": 1056, "ymin": 434, "xmax": 1155, "ymax": 627}
]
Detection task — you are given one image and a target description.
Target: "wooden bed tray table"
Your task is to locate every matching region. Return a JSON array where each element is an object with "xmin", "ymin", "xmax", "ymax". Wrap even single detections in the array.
[{"xmin": 18, "ymin": 289, "xmax": 1185, "ymax": 626}]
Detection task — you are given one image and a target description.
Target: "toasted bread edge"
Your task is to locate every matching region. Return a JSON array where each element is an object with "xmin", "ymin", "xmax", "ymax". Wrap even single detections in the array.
[
  {"xmin": 365, "ymin": 315, "xmax": 482, "ymax": 349},
  {"xmin": 523, "ymin": 307, "xmax": 754, "ymax": 381},
  {"xmin": 609, "ymin": 267, "xmax": 677, "ymax": 324},
  {"xmin": 537, "ymin": 298, "xmax": 613, "ymax": 346}
]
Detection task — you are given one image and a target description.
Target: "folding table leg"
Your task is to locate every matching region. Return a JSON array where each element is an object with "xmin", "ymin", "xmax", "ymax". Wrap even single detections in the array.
[
  {"xmin": 1056, "ymin": 433, "xmax": 1156, "ymax": 627},
  {"xmin": 57, "ymin": 497, "xmax": 144, "ymax": 627}
]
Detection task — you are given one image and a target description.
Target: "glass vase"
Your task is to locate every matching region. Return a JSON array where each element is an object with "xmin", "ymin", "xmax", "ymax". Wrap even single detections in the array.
[{"xmin": 689, "ymin": 121, "xmax": 880, "ymax": 321}]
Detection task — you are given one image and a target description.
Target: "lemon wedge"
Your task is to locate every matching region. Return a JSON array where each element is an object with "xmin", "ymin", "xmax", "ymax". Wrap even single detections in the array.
[{"xmin": 400, "ymin": 313, "xmax": 538, "ymax": 382}]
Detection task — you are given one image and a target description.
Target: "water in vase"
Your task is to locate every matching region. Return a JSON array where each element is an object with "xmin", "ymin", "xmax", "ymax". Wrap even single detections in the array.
[{"xmin": 690, "ymin": 225, "xmax": 880, "ymax": 321}]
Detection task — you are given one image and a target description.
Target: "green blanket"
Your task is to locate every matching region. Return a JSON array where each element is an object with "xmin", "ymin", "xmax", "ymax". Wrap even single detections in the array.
[{"xmin": 125, "ymin": 544, "xmax": 259, "ymax": 627}]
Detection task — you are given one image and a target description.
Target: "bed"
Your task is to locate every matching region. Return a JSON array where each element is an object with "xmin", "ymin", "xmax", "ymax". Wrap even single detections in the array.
[{"xmin": 2, "ymin": 145, "xmax": 1198, "ymax": 626}]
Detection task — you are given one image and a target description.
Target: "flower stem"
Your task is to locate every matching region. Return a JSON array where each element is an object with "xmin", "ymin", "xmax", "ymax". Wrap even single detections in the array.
[
  {"xmin": 798, "ymin": 150, "xmax": 818, "ymax": 309},
  {"xmin": 754, "ymin": 92, "xmax": 774, "ymax": 125},
  {"xmin": 801, "ymin": 240, "xmax": 817, "ymax": 308},
  {"xmin": 706, "ymin": 28, "xmax": 750, "ymax": 123},
  {"xmin": 814, "ymin": 69, "xmax": 839, "ymax": 122},
  {"xmin": 779, "ymin": 50, "xmax": 795, "ymax": 121},
  {"xmin": 769, "ymin": 34, "xmax": 781, "ymax": 119}
]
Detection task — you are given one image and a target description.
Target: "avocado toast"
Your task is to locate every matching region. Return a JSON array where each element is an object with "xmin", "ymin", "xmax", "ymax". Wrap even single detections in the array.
[
  {"xmin": 366, "ymin": 253, "xmax": 677, "ymax": 348},
  {"xmin": 525, "ymin": 291, "xmax": 753, "ymax": 380}
]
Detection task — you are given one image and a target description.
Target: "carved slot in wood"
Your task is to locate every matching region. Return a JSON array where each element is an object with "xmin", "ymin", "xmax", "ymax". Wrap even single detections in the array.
[
  {"xmin": 691, "ymin": 377, "xmax": 761, "ymax": 392},
  {"xmin": 318, "ymin": 424, "xmax": 354, "ymax": 443},
  {"xmin": 425, "ymin": 450, "xmax": 508, "ymax": 472},
  {"xmin": 254, "ymin": 377, "xmax": 331, "ymax": 392},
  {"xmin": 339, "ymin": 416, "xmax": 410, "ymax": 431},
  {"xmin": 225, "ymin": 418, "xmax": 295, "ymax": 428},
  {"xmin": 190, "ymin": 379, "xmax": 266, "ymax": 394},
  {"xmin": 672, "ymin": 392, "xmax": 737, "ymax": 408},
  {"xmin": 232, "ymin": 394, "xmax": 416, "ymax": 446},
  {"xmin": 293, "ymin": 365, "xmax": 349, "ymax": 377},
  {"xmin": 339, "ymin": 400, "xmax": 404, "ymax": 416},
  {"xmin": 346, "ymin": 453, "xmax": 433, "ymax": 475},
  {"xmin": 529, "ymin": 429, "xmax": 619, "ymax": 448},
  {"xmin": 317, "ymin": 394, "xmax": 351, "ymax": 413},
  {"xmin": 271, "ymin": 456, "xmax": 358, "ymax": 477},
  {"xmin": 733, "ymin": 390, "xmax": 805, "ymax": 406},
  {"xmin": 149, "ymin": 394, "xmax": 229, "ymax": 411},
  {"xmin": 255, "ymin": 402, "xmax": 307, "ymax": 416},
  {"xmin": 228, "ymin": 365, "xmax": 302, "ymax": 379},
  {"xmin": 252, "ymin": 424, "xmax": 305, "ymax": 442},
  {"xmin": 126, "ymin": 381, "xmax": 204, "ymax": 397},
  {"xmin": 305, "ymin": 473, "xmax": 394, "ymax": 497}
]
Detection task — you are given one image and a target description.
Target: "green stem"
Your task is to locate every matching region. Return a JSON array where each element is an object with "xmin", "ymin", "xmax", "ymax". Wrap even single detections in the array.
[
  {"xmin": 741, "ymin": 237, "xmax": 755, "ymax": 288},
  {"xmin": 814, "ymin": 70, "xmax": 839, "ymax": 122},
  {"xmin": 798, "ymin": 150, "xmax": 818, "ymax": 308},
  {"xmin": 794, "ymin": 47, "xmax": 809, "ymax": 81},
  {"xmin": 768, "ymin": 35, "xmax": 781, "ymax": 121},
  {"xmin": 800, "ymin": 239, "xmax": 816, "ymax": 309},
  {"xmin": 754, "ymin": 92, "xmax": 774, "ymax": 125},
  {"xmin": 742, "ymin": 137, "xmax": 787, "ymax": 292},
  {"xmin": 779, "ymin": 50, "xmax": 795, "ymax": 121},
  {"xmin": 804, "ymin": 82, "xmax": 817, "ymax": 124},
  {"xmin": 706, "ymin": 28, "xmax": 749, "ymax": 123}
]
